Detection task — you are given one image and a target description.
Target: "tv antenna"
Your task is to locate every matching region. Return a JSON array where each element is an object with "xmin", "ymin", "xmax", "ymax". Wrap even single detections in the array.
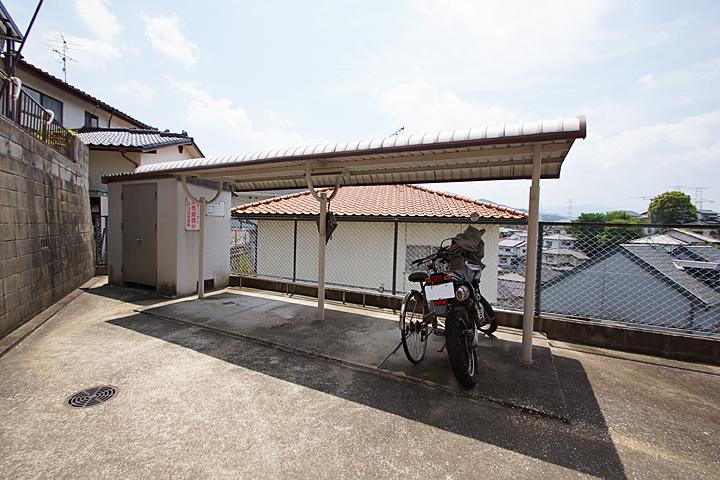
[
  {"xmin": 390, "ymin": 126, "xmax": 405, "ymax": 137},
  {"xmin": 46, "ymin": 33, "xmax": 84, "ymax": 82}
]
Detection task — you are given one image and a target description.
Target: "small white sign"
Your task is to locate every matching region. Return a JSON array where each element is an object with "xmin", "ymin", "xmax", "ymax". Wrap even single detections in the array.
[
  {"xmin": 206, "ymin": 201, "xmax": 225, "ymax": 217},
  {"xmin": 186, "ymin": 198, "xmax": 200, "ymax": 231}
]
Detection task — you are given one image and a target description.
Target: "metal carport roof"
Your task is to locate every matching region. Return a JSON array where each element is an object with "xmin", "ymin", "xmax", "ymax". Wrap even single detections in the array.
[
  {"xmin": 131, "ymin": 116, "xmax": 586, "ymax": 190},
  {"xmin": 110, "ymin": 115, "xmax": 587, "ymax": 363}
]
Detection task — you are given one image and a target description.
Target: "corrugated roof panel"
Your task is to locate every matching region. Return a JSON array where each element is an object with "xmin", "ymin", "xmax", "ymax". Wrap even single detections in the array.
[{"xmin": 122, "ymin": 116, "xmax": 585, "ymax": 190}]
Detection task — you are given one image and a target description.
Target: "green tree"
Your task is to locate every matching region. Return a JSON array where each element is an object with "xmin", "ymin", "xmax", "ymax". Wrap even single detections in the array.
[
  {"xmin": 566, "ymin": 211, "xmax": 644, "ymax": 257},
  {"xmin": 650, "ymin": 191, "xmax": 698, "ymax": 224}
]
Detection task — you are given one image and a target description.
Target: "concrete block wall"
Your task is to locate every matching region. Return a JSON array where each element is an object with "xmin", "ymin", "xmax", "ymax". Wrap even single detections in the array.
[{"xmin": 0, "ymin": 116, "xmax": 94, "ymax": 338}]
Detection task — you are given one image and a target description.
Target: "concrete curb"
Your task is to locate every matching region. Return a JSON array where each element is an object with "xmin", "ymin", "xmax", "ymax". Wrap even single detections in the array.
[{"xmin": 231, "ymin": 275, "xmax": 720, "ymax": 366}]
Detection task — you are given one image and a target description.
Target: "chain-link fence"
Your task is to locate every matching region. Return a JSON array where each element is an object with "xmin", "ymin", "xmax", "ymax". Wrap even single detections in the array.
[
  {"xmin": 231, "ymin": 217, "xmax": 501, "ymax": 301},
  {"xmin": 230, "ymin": 217, "xmax": 720, "ymax": 334},
  {"xmin": 537, "ymin": 222, "xmax": 720, "ymax": 334}
]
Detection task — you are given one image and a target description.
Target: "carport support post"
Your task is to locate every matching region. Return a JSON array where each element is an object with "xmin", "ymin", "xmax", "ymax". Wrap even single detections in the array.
[
  {"xmin": 181, "ymin": 174, "xmax": 222, "ymax": 300},
  {"xmin": 317, "ymin": 192, "xmax": 327, "ymax": 321},
  {"xmin": 198, "ymin": 197, "xmax": 207, "ymax": 299},
  {"xmin": 522, "ymin": 143, "xmax": 543, "ymax": 363}
]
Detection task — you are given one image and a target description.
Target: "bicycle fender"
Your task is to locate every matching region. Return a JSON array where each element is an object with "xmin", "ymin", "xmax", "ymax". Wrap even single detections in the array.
[{"xmin": 399, "ymin": 289, "xmax": 422, "ymax": 330}]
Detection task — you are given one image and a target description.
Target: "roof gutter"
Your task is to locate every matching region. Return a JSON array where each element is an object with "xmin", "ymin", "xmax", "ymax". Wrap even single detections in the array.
[{"xmin": 118, "ymin": 148, "xmax": 139, "ymax": 168}]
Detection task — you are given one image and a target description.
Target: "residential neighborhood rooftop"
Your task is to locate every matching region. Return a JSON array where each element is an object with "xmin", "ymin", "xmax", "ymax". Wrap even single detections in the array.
[{"xmin": 76, "ymin": 127, "xmax": 202, "ymax": 155}]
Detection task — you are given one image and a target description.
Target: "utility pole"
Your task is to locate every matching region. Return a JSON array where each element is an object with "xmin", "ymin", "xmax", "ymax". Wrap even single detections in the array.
[
  {"xmin": 630, "ymin": 195, "xmax": 658, "ymax": 223},
  {"xmin": 565, "ymin": 198, "xmax": 575, "ymax": 219},
  {"xmin": 691, "ymin": 187, "xmax": 712, "ymax": 211}
]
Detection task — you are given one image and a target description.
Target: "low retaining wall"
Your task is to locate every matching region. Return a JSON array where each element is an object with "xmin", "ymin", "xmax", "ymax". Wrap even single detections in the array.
[
  {"xmin": 0, "ymin": 117, "xmax": 93, "ymax": 339},
  {"xmin": 231, "ymin": 275, "xmax": 720, "ymax": 366}
]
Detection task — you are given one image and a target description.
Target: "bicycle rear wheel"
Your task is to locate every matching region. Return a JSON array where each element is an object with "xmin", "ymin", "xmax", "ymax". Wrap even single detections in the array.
[{"xmin": 401, "ymin": 291, "xmax": 428, "ymax": 363}]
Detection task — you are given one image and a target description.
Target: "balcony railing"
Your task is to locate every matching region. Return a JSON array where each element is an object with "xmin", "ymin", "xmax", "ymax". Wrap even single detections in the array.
[{"xmin": 1, "ymin": 82, "xmax": 75, "ymax": 159}]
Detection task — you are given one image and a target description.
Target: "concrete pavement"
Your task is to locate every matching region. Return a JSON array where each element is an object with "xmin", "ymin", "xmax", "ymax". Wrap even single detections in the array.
[{"xmin": 1, "ymin": 278, "xmax": 718, "ymax": 479}]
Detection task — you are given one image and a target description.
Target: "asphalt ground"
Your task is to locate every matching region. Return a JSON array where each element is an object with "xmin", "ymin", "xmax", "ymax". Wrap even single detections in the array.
[{"xmin": 0, "ymin": 278, "xmax": 718, "ymax": 479}]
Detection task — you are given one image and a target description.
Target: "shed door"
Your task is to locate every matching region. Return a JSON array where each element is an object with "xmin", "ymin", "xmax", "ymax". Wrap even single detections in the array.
[{"xmin": 122, "ymin": 183, "xmax": 157, "ymax": 286}]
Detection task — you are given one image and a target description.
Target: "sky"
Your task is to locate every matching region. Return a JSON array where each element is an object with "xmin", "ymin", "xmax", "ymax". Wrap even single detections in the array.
[{"xmin": 6, "ymin": 0, "xmax": 720, "ymax": 215}]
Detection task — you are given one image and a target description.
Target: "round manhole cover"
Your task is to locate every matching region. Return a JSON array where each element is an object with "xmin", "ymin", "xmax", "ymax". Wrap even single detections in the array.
[{"xmin": 64, "ymin": 386, "xmax": 117, "ymax": 408}]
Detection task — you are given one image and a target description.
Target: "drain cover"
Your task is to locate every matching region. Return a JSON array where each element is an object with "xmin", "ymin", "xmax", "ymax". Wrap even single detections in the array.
[{"xmin": 65, "ymin": 386, "xmax": 117, "ymax": 408}]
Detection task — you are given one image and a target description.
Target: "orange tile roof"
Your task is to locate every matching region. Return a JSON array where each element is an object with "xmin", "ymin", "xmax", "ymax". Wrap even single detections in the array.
[{"xmin": 232, "ymin": 184, "xmax": 527, "ymax": 220}]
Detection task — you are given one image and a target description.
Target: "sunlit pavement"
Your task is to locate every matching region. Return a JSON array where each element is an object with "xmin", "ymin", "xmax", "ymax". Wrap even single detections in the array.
[{"xmin": 1, "ymin": 277, "xmax": 718, "ymax": 479}]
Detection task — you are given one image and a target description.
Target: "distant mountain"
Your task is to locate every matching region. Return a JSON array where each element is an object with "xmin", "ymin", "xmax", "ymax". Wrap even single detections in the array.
[
  {"xmin": 541, "ymin": 204, "xmax": 616, "ymax": 218},
  {"xmin": 539, "ymin": 213, "xmax": 569, "ymax": 222},
  {"xmin": 477, "ymin": 199, "xmax": 527, "ymax": 212}
]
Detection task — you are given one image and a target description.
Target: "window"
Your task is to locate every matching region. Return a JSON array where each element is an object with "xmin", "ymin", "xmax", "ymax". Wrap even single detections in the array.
[
  {"xmin": 22, "ymin": 86, "xmax": 63, "ymax": 125},
  {"xmin": 405, "ymin": 245, "xmax": 435, "ymax": 271},
  {"xmin": 84, "ymin": 111, "xmax": 98, "ymax": 127}
]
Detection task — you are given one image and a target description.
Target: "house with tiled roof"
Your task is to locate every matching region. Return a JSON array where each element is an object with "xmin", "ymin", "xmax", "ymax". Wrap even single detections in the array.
[
  {"xmin": 231, "ymin": 184, "xmax": 528, "ymax": 302},
  {"xmin": 76, "ymin": 127, "xmax": 203, "ymax": 195},
  {"xmin": 10, "ymin": 59, "xmax": 204, "ymax": 261},
  {"xmin": 540, "ymin": 243, "xmax": 720, "ymax": 332},
  {"xmin": 14, "ymin": 60, "xmax": 152, "ymax": 130},
  {"xmin": 14, "ymin": 60, "xmax": 205, "ymax": 193}
]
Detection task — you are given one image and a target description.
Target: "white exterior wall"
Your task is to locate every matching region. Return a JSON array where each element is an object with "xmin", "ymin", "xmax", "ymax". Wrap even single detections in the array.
[
  {"xmin": 19, "ymin": 69, "xmax": 138, "ymax": 130},
  {"xmin": 252, "ymin": 219, "xmax": 499, "ymax": 302},
  {"xmin": 89, "ymin": 150, "xmax": 141, "ymax": 192},
  {"xmin": 89, "ymin": 148, "xmax": 199, "ymax": 194},
  {"xmin": 175, "ymin": 182, "xmax": 231, "ymax": 296},
  {"xmin": 256, "ymin": 220, "xmax": 295, "ymax": 280},
  {"xmin": 140, "ymin": 146, "xmax": 199, "ymax": 165},
  {"xmin": 107, "ymin": 178, "xmax": 231, "ymax": 297}
]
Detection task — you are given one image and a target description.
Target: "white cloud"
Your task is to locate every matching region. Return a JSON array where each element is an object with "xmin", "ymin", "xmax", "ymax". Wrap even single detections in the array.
[
  {"xmin": 544, "ymin": 110, "xmax": 720, "ymax": 208},
  {"xmin": 73, "ymin": 0, "xmax": 122, "ymax": 39},
  {"xmin": 141, "ymin": 12, "xmax": 199, "ymax": 67},
  {"xmin": 406, "ymin": 0, "xmax": 659, "ymax": 86},
  {"xmin": 174, "ymin": 82, "xmax": 312, "ymax": 153},
  {"xmin": 638, "ymin": 74, "xmax": 658, "ymax": 89},
  {"xmin": 374, "ymin": 78, "xmax": 519, "ymax": 133},
  {"xmin": 266, "ymin": 110, "xmax": 294, "ymax": 128},
  {"xmin": 115, "ymin": 81, "xmax": 155, "ymax": 102},
  {"xmin": 425, "ymin": 111, "xmax": 720, "ymax": 210}
]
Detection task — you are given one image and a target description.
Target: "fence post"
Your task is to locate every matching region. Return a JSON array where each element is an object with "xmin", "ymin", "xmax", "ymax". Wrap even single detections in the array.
[
  {"xmin": 534, "ymin": 225, "xmax": 544, "ymax": 315},
  {"xmin": 293, "ymin": 219, "xmax": 298, "ymax": 283},
  {"xmin": 392, "ymin": 220, "xmax": 398, "ymax": 295}
]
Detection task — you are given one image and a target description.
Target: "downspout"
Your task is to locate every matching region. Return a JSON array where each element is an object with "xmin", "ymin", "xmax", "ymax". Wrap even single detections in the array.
[
  {"xmin": 108, "ymin": 111, "xmax": 114, "ymax": 128},
  {"xmin": 118, "ymin": 148, "xmax": 139, "ymax": 168}
]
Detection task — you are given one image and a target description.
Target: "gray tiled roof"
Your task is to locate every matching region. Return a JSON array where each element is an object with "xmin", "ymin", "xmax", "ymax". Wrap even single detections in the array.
[
  {"xmin": 621, "ymin": 244, "xmax": 720, "ymax": 305},
  {"xmin": 77, "ymin": 128, "xmax": 194, "ymax": 151}
]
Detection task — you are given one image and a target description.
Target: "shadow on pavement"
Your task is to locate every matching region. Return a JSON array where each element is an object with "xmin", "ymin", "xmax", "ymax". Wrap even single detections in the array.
[
  {"xmin": 82, "ymin": 283, "xmax": 175, "ymax": 307},
  {"xmin": 108, "ymin": 309, "xmax": 627, "ymax": 479}
]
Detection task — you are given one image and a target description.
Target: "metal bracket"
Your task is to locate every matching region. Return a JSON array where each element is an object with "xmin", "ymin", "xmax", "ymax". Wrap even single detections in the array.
[
  {"xmin": 181, "ymin": 174, "xmax": 223, "ymax": 204},
  {"xmin": 305, "ymin": 162, "xmax": 345, "ymax": 203}
]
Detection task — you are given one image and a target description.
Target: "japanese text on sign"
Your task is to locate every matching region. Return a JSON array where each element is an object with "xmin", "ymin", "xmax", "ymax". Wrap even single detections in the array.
[{"xmin": 186, "ymin": 198, "xmax": 199, "ymax": 231}]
